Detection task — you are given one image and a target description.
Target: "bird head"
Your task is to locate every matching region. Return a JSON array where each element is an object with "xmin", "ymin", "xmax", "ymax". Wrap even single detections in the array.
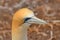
[{"xmin": 12, "ymin": 8, "xmax": 47, "ymax": 27}]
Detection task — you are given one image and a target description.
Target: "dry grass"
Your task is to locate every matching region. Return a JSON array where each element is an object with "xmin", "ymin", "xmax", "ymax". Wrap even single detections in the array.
[{"xmin": 0, "ymin": 0, "xmax": 60, "ymax": 40}]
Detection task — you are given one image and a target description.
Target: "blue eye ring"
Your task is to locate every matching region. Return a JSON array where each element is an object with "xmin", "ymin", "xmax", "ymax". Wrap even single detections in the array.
[{"xmin": 24, "ymin": 18, "xmax": 31, "ymax": 23}]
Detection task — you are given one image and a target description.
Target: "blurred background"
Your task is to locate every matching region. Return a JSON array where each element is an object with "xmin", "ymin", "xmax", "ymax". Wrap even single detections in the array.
[{"xmin": 0, "ymin": 0, "xmax": 60, "ymax": 40}]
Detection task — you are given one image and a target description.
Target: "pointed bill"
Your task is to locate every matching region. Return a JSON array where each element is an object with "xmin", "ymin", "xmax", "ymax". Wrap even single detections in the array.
[{"xmin": 26, "ymin": 16, "xmax": 47, "ymax": 24}]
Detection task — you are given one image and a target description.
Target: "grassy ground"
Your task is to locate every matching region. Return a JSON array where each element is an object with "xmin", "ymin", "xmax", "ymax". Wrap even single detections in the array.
[{"xmin": 0, "ymin": 0, "xmax": 60, "ymax": 40}]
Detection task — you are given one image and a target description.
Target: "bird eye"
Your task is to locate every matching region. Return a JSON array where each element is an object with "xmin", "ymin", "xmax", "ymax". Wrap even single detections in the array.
[{"xmin": 24, "ymin": 18, "xmax": 31, "ymax": 23}]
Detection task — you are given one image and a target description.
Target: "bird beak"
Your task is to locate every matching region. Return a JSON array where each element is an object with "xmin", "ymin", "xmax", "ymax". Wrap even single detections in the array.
[{"xmin": 27, "ymin": 16, "xmax": 47, "ymax": 24}]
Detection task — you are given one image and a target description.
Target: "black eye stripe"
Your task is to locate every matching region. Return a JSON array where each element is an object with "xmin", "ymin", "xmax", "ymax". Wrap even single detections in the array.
[{"xmin": 24, "ymin": 18, "xmax": 31, "ymax": 23}]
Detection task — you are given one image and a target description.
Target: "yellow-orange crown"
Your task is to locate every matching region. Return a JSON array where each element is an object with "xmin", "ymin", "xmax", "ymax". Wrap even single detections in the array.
[{"xmin": 13, "ymin": 8, "xmax": 34, "ymax": 20}]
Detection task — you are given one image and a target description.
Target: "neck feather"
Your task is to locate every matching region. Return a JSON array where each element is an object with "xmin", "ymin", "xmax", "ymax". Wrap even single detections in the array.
[{"xmin": 12, "ymin": 23, "xmax": 30, "ymax": 40}]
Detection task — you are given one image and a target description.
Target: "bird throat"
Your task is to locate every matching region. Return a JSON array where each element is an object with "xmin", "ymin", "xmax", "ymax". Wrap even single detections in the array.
[{"xmin": 12, "ymin": 23, "xmax": 31, "ymax": 40}]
